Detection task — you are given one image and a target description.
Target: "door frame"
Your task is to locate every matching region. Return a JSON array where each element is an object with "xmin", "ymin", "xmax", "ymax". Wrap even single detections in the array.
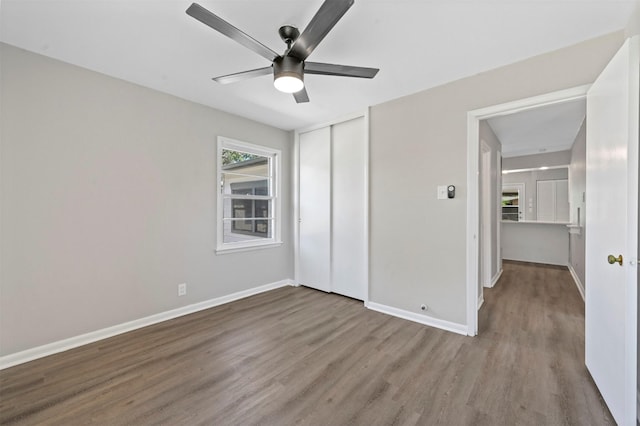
[
  {"xmin": 496, "ymin": 151, "xmax": 503, "ymax": 276},
  {"xmin": 465, "ymin": 85, "xmax": 590, "ymax": 336},
  {"xmin": 480, "ymin": 141, "xmax": 492, "ymax": 294},
  {"xmin": 294, "ymin": 110, "xmax": 370, "ymax": 304}
]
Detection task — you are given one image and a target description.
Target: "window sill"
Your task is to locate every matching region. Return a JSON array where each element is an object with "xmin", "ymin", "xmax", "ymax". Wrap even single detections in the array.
[
  {"xmin": 215, "ymin": 241, "xmax": 283, "ymax": 255},
  {"xmin": 502, "ymin": 220, "xmax": 570, "ymax": 225}
]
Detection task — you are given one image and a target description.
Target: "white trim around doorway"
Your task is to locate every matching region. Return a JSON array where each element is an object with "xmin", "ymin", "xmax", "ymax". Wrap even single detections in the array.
[{"xmin": 465, "ymin": 84, "xmax": 590, "ymax": 336}]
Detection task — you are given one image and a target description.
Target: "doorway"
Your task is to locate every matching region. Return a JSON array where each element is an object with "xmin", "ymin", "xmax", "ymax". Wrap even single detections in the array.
[{"xmin": 466, "ymin": 85, "xmax": 590, "ymax": 336}]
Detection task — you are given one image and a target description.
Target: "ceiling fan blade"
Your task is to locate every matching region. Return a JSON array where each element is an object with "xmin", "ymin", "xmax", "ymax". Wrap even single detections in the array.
[
  {"xmin": 293, "ymin": 87, "xmax": 310, "ymax": 103},
  {"xmin": 186, "ymin": 3, "xmax": 279, "ymax": 62},
  {"xmin": 213, "ymin": 66, "xmax": 273, "ymax": 84},
  {"xmin": 305, "ymin": 62, "xmax": 379, "ymax": 78},
  {"xmin": 287, "ymin": 0, "xmax": 354, "ymax": 61}
]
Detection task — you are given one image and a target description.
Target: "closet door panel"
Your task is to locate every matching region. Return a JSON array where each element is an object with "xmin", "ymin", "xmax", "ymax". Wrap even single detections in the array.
[
  {"xmin": 536, "ymin": 180, "xmax": 555, "ymax": 221},
  {"xmin": 299, "ymin": 127, "xmax": 332, "ymax": 292},
  {"xmin": 555, "ymin": 179, "xmax": 570, "ymax": 222},
  {"xmin": 331, "ymin": 117, "xmax": 366, "ymax": 300}
]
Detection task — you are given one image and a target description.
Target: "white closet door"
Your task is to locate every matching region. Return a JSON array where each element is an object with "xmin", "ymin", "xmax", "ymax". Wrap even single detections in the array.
[
  {"xmin": 299, "ymin": 127, "xmax": 331, "ymax": 292},
  {"xmin": 331, "ymin": 117, "xmax": 367, "ymax": 300}
]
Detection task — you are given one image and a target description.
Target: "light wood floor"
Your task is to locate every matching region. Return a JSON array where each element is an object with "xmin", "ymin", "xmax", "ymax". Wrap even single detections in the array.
[{"xmin": 0, "ymin": 261, "xmax": 613, "ymax": 425}]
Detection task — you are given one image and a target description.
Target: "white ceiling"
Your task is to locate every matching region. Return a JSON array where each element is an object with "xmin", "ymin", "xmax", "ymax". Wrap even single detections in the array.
[
  {"xmin": 0, "ymin": 0, "xmax": 636, "ymax": 131},
  {"xmin": 486, "ymin": 98, "xmax": 586, "ymax": 158}
]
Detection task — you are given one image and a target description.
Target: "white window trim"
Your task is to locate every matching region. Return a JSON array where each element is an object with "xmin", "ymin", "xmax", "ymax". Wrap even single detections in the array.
[{"xmin": 216, "ymin": 136, "xmax": 282, "ymax": 254}]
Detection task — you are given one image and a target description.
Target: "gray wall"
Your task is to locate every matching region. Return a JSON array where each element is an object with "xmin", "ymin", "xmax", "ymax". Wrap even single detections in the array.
[
  {"xmin": 626, "ymin": 0, "xmax": 640, "ymax": 37},
  {"xmin": 369, "ymin": 31, "xmax": 625, "ymax": 326},
  {"xmin": 0, "ymin": 43, "xmax": 294, "ymax": 356},
  {"xmin": 569, "ymin": 121, "xmax": 587, "ymax": 289}
]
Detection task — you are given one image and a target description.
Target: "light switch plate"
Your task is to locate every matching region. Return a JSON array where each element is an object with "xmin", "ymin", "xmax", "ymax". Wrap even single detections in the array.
[{"xmin": 437, "ymin": 185, "xmax": 447, "ymax": 199}]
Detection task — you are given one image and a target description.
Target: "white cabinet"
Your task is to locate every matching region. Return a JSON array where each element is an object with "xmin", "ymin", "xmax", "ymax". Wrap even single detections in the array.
[{"xmin": 537, "ymin": 179, "xmax": 569, "ymax": 222}]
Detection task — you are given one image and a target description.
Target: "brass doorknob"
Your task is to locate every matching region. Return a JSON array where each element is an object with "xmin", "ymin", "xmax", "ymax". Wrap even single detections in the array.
[{"xmin": 607, "ymin": 254, "xmax": 623, "ymax": 266}]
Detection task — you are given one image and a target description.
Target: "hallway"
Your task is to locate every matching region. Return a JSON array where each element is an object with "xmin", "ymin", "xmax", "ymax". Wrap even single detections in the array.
[{"xmin": 477, "ymin": 260, "xmax": 613, "ymax": 424}]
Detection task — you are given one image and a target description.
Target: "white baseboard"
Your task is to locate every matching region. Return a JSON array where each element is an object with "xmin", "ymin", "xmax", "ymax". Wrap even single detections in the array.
[
  {"xmin": 567, "ymin": 264, "xmax": 585, "ymax": 301},
  {"xmin": 477, "ymin": 296, "xmax": 485, "ymax": 310},
  {"xmin": 0, "ymin": 279, "xmax": 294, "ymax": 370},
  {"xmin": 366, "ymin": 302, "xmax": 467, "ymax": 336},
  {"xmin": 486, "ymin": 268, "xmax": 503, "ymax": 288}
]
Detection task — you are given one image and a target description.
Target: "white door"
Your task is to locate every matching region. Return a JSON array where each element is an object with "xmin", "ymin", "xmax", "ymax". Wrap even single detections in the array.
[
  {"xmin": 299, "ymin": 127, "xmax": 331, "ymax": 292},
  {"xmin": 585, "ymin": 36, "xmax": 638, "ymax": 426},
  {"xmin": 331, "ymin": 117, "xmax": 367, "ymax": 300}
]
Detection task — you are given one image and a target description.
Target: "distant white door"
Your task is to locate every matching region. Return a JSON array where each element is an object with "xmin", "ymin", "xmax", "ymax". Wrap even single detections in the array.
[
  {"xmin": 480, "ymin": 141, "xmax": 492, "ymax": 291},
  {"xmin": 299, "ymin": 127, "xmax": 331, "ymax": 292},
  {"xmin": 585, "ymin": 36, "xmax": 638, "ymax": 426},
  {"xmin": 496, "ymin": 151, "xmax": 502, "ymax": 274}
]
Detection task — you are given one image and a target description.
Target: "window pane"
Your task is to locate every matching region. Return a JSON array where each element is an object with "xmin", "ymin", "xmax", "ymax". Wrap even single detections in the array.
[
  {"xmin": 223, "ymin": 219, "xmax": 273, "ymax": 243},
  {"xmin": 254, "ymin": 199, "xmax": 269, "ymax": 217},
  {"xmin": 254, "ymin": 185, "xmax": 268, "ymax": 196},
  {"xmin": 224, "ymin": 174, "xmax": 270, "ymax": 196},
  {"xmin": 221, "ymin": 149, "xmax": 270, "ymax": 177},
  {"xmin": 223, "ymin": 198, "xmax": 272, "ymax": 220}
]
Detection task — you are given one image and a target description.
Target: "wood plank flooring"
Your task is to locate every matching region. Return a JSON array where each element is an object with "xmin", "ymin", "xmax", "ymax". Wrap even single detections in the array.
[{"xmin": 0, "ymin": 261, "xmax": 613, "ymax": 425}]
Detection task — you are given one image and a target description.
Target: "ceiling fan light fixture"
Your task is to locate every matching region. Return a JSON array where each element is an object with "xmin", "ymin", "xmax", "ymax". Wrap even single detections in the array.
[
  {"xmin": 273, "ymin": 56, "xmax": 304, "ymax": 93},
  {"xmin": 274, "ymin": 75, "xmax": 304, "ymax": 93}
]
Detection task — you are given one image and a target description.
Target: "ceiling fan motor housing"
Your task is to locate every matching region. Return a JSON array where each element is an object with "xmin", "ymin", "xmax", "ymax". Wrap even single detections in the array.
[{"xmin": 273, "ymin": 56, "xmax": 304, "ymax": 84}]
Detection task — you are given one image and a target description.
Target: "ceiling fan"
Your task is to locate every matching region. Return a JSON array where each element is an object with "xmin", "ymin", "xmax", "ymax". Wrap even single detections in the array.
[{"xmin": 186, "ymin": 0, "xmax": 379, "ymax": 103}]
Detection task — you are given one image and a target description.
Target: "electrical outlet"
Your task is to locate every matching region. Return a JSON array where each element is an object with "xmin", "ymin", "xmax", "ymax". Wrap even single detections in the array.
[{"xmin": 178, "ymin": 283, "xmax": 187, "ymax": 297}]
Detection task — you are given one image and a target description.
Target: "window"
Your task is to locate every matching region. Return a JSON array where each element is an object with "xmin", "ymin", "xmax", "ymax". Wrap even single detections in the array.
[{"xmin": 217, "ymin": 137, "xmax": 281, "ymax": 253}]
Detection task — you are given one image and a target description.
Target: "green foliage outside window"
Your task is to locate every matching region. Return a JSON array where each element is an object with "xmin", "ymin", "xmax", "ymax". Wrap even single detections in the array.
[{"xmin": 222, "ymin": 149, "xmax": 259, "ymax": 166}]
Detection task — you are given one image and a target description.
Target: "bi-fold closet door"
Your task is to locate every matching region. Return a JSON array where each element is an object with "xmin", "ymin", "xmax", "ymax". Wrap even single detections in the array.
[{"xmin": 297, "ymin": 116, "xmax": 367, "ymax": 301}]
